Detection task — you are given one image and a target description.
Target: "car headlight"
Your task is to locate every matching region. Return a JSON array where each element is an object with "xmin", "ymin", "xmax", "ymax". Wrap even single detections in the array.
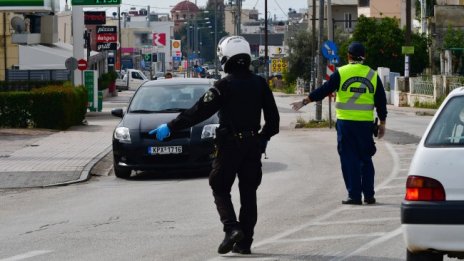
[
  {"xmin": 201, "ymin": 124, "xmax": 219, "ymax": 139},
  {"xmin": 114, "ymin": 127, "xmax": 131, "ymax": 143}
]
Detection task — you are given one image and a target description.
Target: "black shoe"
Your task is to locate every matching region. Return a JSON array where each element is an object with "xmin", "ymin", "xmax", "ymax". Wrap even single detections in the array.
[
  {"xmin": 218, "ymin": 229, "xmax": 244, "ymax": 254},
  {"xmin": 232, "ymin": 244, "xmax": 251, "ymax": 254},
  {"xmin": 342, "ymin": 198, "xmax": 362, "ymax": 205},
  {"xmin": 364, "ymin": 197, "xmax": 376, "ymax": 204}
]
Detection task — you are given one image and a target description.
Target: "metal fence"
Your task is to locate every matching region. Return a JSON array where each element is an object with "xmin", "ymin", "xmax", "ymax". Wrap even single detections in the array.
[
  {"xmin": 5, "ymin": 69, "xmax": 71, "ymax": 82},
  {"xmin": 411, "ymin": 80, "xmax": 434, "ymax": 96},
  {"xmin": 449, "ymin": 81, "xmax": 464, "ymax": 92}
]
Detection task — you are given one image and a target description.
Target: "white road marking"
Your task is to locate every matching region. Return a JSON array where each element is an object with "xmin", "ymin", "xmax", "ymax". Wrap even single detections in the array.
[
  {"xmin": 376, "ymin": 143, "xmax": 400, "ymax": 190},
  {"xmin": 375, "ymin": 194, "xmax": 405, "ymax": 198},
  {"xmin": 206, "ymin": 142, "xmax": 404, "ymax": 261},
  {"xmin": 275, "ymin": 232, "xmax": 387, "ymax": 243},
  {"xmin": 377, "ymin": 184, "xmax": 406, "ymax": 190},
  {"xmin": 330, "ymin": 227, "xmax": 403, "ymax": 261},
  {"xmin": 0, "ymin": 250, "xmax": 53, "ymax": 261},
  {"xmin": 313, "ymin": 217, "xmax": 399, "ymax": 226}
]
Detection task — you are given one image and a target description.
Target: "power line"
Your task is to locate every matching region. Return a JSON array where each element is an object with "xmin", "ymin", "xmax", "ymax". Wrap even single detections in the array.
[{"xmin": 273, "ymin": 0, "xmax": 288, "ymax": 18}]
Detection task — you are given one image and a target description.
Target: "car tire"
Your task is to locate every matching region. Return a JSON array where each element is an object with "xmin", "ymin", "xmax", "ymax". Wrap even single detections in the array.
[
  {"xmin": 113, "ymin": 160, "xmax": 132, "ymax": 179},
  {"xmin": 407, "ymin": 249, "xmax": 443, "ymax": 261}
]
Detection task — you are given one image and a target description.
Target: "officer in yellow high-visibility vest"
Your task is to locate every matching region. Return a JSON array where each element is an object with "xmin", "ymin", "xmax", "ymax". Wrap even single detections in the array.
[{"xmin": 291, "ymin": 42, "xmax": 387, "ymax": 205}]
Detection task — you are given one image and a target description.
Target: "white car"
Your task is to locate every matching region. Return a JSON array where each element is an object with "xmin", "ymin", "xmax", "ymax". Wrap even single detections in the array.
[{"xmin": 401, "ymin": 87, "xmax": 464, "ymax": 261}]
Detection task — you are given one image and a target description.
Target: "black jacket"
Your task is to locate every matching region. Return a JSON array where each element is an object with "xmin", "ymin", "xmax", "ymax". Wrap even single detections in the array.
[{"xmin": 168, "ymin": 72, "xmax": 280, "ymax": 140}]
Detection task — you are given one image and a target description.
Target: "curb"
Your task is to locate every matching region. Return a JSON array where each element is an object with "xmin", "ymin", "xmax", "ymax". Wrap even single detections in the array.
[{"xmin": 42, "ymin": 145, "xmax": 113, "ymax": 188}]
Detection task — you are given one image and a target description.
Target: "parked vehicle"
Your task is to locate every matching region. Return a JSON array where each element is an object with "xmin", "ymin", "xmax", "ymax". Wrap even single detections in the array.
[
  {"xmin": 111, "ymin": 78, "xmax": 218, "ymax": 179},
  {"xmin": 401, "ymin": 87, "xmax": 464, "ymax": 261},
  {"xmin": 115, "ymin": 69, "xmax": 148, "ymax": 91}
]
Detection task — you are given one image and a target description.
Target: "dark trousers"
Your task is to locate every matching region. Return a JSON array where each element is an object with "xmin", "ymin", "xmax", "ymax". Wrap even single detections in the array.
[
  {"xmin": 209, "ymin": 136, "xmax": 262, "ymax": 248},
  {"xmin": 336, "ymin": 120, "xmax": 376, "ymax": 201}
]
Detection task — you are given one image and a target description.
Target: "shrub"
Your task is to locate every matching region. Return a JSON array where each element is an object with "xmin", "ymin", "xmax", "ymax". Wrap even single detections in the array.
[
  {"xmin": 295, "ymin": 116, "xmax": 333, "ymax": 128},
  {"xmin": 0, "ymin": 80, "xmax": 67, "ymax": 92},
  {"xmin": 0, "ymin": 85, "xmax": 87, "ymax": 130},
  {"xmin": 0, "ymin": 91, "xmax": 32, "ymax": 127},
  {"xmin": 98, "ymin": 71, "xmax": 118, "ymax": 91}
]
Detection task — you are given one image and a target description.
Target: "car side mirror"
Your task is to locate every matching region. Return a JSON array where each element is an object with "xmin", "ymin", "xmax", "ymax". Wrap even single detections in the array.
[{"xmin": 111, "ymin": 108, "xmax": 124, "ymax": 118}]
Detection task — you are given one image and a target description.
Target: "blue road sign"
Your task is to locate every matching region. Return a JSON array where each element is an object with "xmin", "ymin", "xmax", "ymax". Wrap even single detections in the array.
[
  {"xmin": 330, "ymin": 55, "xmax": 340, "ymax": 65},
  {"xmin": 322, "ymin": 40, "xmax": 338, "ymax": 59}
]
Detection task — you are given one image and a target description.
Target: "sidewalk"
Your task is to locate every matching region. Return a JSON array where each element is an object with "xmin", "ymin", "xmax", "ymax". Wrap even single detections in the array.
[{"xmin": 0, "ymin": 95, "xmax": 125, "ymax": 189}]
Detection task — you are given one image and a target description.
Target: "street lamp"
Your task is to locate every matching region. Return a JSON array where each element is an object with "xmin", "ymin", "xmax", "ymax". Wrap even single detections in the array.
[
  {"xmin": 214, "ymin": 2, "xmax": 219, "ymax": 77},
  {"xmin": 183, "ymin": 16, "xmax": 210, "ymax": 77}
]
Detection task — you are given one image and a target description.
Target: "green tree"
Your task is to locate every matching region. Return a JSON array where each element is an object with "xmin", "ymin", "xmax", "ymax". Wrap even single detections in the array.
[
  {"xmin": 286, "ymin": 30, "xmax": 313, "ymax": 84},
  {"xmin": 340, "ymin": 15, "xmax": 428, "ymax": 75},
  {"xmin": 443, "ymin": 25, "xmax": 464, "ymax": 74},
  {"xmin": 443, "ymin": 25, "xmax": 464, "ymax": 49}
]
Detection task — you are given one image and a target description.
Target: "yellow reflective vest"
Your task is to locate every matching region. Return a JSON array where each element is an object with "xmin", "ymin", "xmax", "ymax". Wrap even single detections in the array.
[{"xmin": 335, "ymin": 63, "xmax": 377, "ymax": 121}]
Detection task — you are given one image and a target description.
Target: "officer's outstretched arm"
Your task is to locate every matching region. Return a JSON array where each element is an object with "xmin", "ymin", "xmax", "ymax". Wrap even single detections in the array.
[
  {"xmin": 291, "ymin": 97, "xmax": 311, "ymax": 111},
  {"xmin": 167, "ymin": 87, "xmax": 222, "ymax": 132}
]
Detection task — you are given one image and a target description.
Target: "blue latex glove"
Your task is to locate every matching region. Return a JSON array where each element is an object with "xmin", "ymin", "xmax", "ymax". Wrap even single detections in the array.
[{"xmin": 148, "ymin": 123, "xmax": 170, "ymax": 141}]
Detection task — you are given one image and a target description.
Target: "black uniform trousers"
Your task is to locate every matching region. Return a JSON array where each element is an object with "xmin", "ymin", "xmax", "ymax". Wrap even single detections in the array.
[{"xmin": 209, "ymin": 135, "xmax": 263, "ymax": 248}]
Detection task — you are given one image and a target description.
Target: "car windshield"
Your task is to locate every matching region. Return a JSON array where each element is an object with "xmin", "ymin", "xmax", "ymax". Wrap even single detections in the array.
[
  {"xmin": 128, "ymin": 83, "xmax": 209, "ymax": 113},
  {"xmin": 425, "ymin": 96, "xmax": 464, "ymax": 147}
]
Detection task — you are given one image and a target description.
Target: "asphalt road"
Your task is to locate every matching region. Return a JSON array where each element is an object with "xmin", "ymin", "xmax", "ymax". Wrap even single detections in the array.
[{"xmin": 1, "ymin": 93, "xmax": 453, "ymax": 261}]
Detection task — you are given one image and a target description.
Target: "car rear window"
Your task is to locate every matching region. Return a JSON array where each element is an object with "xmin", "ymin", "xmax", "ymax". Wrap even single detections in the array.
[
  {"xmin": 425, "ymin": 96, "xmax": 464, "ymax": 147},
  {"xmin": 128, "ymin": 84, "xmax": 209, "ymax": 112}
]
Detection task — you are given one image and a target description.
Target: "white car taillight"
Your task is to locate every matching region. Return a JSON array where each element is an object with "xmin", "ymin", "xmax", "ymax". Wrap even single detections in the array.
[{"xmin": 405, "ymin": 176, "xmax": 446, "ymax": 201}]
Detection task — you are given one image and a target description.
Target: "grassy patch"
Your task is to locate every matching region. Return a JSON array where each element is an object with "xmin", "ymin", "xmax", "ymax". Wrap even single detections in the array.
[
  {"xmin": 295, "ymin": 117, "xmax": 332, "ymax": 128},
  {"xmin": 413, "ymin": 96, "xmax": 445, "ymax": 109}
]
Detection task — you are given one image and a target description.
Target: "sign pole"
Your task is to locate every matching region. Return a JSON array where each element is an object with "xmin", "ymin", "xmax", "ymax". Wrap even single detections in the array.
[{"xmin": 73, "ymin": 6, "xmax": 85, "ymax": 86}]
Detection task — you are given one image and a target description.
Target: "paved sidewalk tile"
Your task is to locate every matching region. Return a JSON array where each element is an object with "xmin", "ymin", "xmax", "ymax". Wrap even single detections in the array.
[{"xmin": 0, "ymin": 113, "xmax": 119, "ymax": 188}]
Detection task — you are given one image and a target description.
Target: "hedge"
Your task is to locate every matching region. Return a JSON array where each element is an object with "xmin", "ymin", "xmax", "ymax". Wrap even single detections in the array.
[
  {"xmin": 0, "ymin": 85, "xmax": 87, "ymax": 130},
  {"xmin": 0, "ymin": 80, "xmax": 67, "ymax": 92}
]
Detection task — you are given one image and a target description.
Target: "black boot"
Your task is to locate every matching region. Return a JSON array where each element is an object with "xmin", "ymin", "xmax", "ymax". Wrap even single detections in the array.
[
  {"xmin": 217, "ymin": 229, "xmax": 244, "ymax": 254},
  {"xmin": 342, "ymin": 198, "xmax": 362, "ymax": 205},
  {"xmin": 232, "ymin": 243, "xmax": 251, "ymax": 254}
]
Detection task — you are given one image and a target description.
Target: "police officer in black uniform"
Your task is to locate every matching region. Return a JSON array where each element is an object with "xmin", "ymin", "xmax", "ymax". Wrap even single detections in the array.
[{"xmin": 149, "ymin": 36, "xmax": 280, "ymax": 255}]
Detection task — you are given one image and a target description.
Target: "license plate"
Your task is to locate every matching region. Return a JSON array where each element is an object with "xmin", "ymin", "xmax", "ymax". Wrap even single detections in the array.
[{"xmin": 148, "ymin": 146, "xmax": 182, "ymax": 155}]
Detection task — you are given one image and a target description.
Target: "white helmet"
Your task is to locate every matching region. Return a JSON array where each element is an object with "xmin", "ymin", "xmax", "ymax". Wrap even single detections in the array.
[{"xmin": 217, "ymin": 36, "xmax": 251, "ymax": 70}]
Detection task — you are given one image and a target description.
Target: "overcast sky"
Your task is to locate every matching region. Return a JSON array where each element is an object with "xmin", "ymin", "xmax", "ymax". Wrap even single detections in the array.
[{"xmin": 61, "ymin": 0, "xmax": 308, "ymax": 20}]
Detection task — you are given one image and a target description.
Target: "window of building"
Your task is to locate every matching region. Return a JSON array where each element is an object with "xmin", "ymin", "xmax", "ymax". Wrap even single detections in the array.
[
  {"xmin": 344, "ymin": 13, "xmax": 352, "ymax": 30},
  {"xmin": 358, "ymin": 0, "xmax": 369, "ymax": 7}
]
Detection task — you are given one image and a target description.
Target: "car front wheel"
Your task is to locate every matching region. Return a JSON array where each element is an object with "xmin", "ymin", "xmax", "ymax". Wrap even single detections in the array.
[
  {"xmin": 407, "ymin": 249, "xmax": 443, "ymax": 261},
  {"xmin": 113, "ymin": 159, "xmax": 132, "ymax": 179}
]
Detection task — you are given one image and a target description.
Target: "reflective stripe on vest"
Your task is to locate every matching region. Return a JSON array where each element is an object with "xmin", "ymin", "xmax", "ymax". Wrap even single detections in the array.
[{"xmin": 335, "ymin": 64, "xmax": 377, "ymax": 121}]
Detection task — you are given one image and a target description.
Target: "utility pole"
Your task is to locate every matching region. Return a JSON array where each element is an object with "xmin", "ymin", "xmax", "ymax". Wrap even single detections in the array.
[
  {"xmin": 316, "ymin": 0, "xmax": 324, "ymax": 121},
  {"xmin": 327, "ymin": 0, "xmax": 333, "ymax": 41},
  {"xmin": 311, "ymin": 0, "xmax": 316, "ymax": 92},
  {"xmin": 264, "ymin": 0, "xmax": 269, "ymax": 82},
  {"xmin": 327, "ymin": 0, "xmax": 333, "ymax": 128},
  {"xmin": 147, "ymin": 5, "xmax": 152, "ymax": 79},
  {"xmin": 214, "ymin": 0, "xmax": 218, "ymax": 77},
  {"xmin": 118, "ymin": 6, "xmax": 122, "ymax": 75},
  {"xmin": 420, "ymin": 0, "xmax": 426, "ymax": 34},
  {"xmin": 237, "ymin": 0, "xmax": 242, "ymax": 35},
  {"xmin": 73, "ymin": 6, "xmax": 85, "ymax": 86},
  {"xmin": 405, "ymin": 0, "xmax": 411, "ymax": 92},
  {"xmin": 187, "ymin": 22, "xmax": 190, "ymax": 77}
]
